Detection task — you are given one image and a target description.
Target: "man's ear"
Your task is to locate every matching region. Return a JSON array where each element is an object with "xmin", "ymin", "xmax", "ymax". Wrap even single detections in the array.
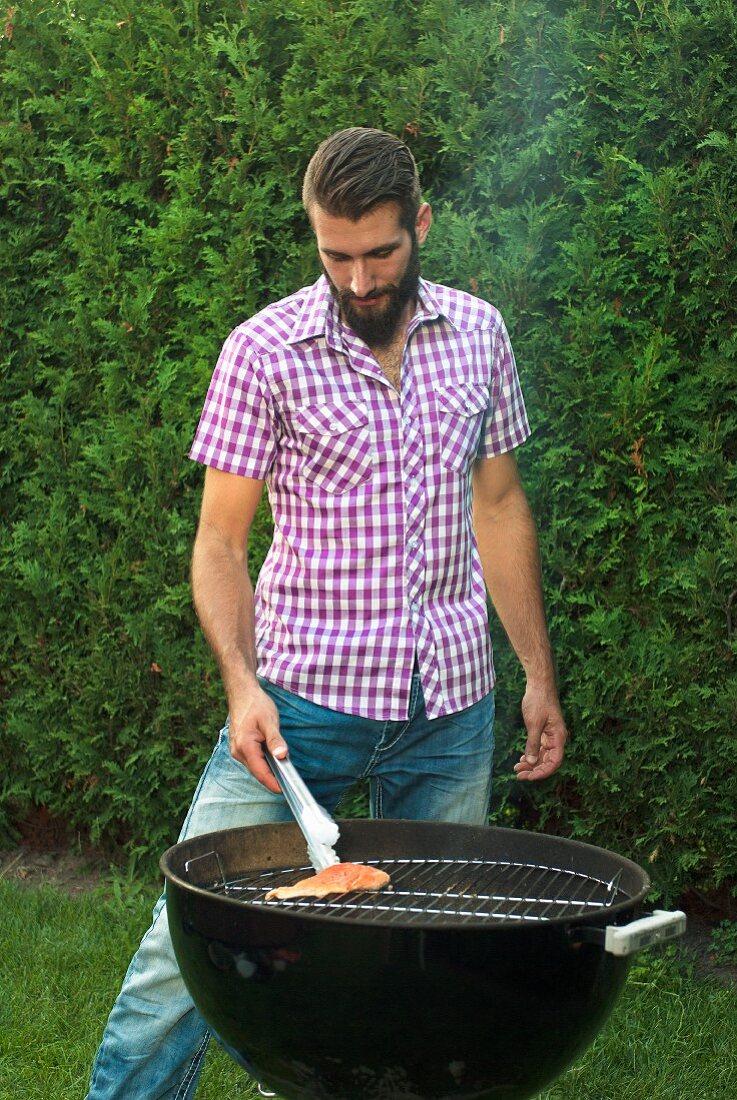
[{"xmin": 415, "ymin": 202, "xmax": 432, "ymax": 245}]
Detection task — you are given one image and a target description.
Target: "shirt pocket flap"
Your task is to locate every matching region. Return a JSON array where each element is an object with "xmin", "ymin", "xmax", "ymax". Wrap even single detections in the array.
[
  {"xmin": 437, "ymin": 384, "xmax": 490, "ymax": 418},
  {"xmin": 292, "ymin": 400, "xmax": 369, "ymax": 436}
]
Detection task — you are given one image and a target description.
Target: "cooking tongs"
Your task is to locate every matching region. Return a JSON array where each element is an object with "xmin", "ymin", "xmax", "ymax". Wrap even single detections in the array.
[{"xmin": 264, "ymin": 747, "xmax": 340, "ymax": 871}]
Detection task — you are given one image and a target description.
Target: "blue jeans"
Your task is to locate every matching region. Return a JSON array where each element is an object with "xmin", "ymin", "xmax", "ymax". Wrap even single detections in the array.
[{"xmin": 85, "ymin": 675, "xmax": 494, "ymax": 1099}]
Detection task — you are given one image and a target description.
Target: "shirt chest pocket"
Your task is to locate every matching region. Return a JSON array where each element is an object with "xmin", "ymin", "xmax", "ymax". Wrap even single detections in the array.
[
  {"xmin": 290, "ymin": 400, "xmax": 374, "ymax": 494},
  {"xmin": 433, "ymin": 384, "xmax": 490, "ymax": 471}
]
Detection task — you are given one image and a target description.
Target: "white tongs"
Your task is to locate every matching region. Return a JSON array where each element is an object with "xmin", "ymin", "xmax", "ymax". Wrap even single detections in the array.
[{"xmin": 264, "ymin": 748, "xmax": 340, "ymax": 872}]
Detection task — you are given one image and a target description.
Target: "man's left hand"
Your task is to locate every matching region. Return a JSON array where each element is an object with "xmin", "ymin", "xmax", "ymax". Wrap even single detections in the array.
[{"xmin": 513, "ymin": 683, "xmax": 569, "ymax": 781}]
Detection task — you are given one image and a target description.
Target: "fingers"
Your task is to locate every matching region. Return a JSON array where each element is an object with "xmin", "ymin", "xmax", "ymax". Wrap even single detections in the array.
[
  {"xmin": 228, "ymin": 688, "xmax": 288, "ymax": 793},
  {"xmin": 514, "ymin": 732, "xmax": 565, "ymax": 780},
  {"xmin": 515, "ymin": 688, "xmax": 569, "ymax": 782}
]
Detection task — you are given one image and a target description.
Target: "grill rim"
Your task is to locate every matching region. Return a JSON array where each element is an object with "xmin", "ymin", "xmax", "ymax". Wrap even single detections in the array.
[{"xmin": 163, "ymin": 820, "xmax": 652, "ymax": 932}]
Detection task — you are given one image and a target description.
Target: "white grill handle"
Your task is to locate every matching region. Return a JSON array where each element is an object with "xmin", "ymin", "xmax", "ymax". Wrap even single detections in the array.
[{"xmin": 604, "ymin": 909, "xmax": 687, "ymax": 956}]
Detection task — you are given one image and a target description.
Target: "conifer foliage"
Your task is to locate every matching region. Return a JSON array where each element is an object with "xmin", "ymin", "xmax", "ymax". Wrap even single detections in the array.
[{"xmin": 2, "ymin": 0, "xmax": 735, "ymax": 894}]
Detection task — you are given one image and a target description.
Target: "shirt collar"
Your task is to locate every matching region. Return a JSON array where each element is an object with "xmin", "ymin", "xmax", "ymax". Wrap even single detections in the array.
[
  {"xmin": 286, "ymin": 276, "xmax": 457, "ymax": 347},
  {"xmin": 412, "ymin": 279, "xmax": 447, "ymax": 329},
  {"xmin": 285, "ymin": 276, "xmax": 335, "ymax": 345}
]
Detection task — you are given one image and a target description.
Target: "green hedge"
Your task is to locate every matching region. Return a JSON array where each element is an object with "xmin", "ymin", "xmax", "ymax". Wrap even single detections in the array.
[{"xmin": 2, "ymin": 0, "xmax": 735, "ymax": 896}]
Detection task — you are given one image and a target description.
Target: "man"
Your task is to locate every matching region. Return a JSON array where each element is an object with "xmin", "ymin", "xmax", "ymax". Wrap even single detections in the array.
[{"xmin": 85, "ymin": 127, "xmax": 567, "ymax": 1099}]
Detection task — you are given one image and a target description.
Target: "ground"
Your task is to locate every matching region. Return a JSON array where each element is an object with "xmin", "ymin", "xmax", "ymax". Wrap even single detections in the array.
[
  {"xmin": 0, "ymin": 843, "xmax": 111, "ymax": 896},
  {"xmin": 1, "ymin": 842, "xmax": 735, "ymax": 988}
]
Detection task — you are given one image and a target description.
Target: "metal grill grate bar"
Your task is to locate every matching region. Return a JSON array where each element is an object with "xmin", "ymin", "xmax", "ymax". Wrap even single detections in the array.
[{"xmin": 208, "ymin": 856, "xmax": 631, "ymax": 925}]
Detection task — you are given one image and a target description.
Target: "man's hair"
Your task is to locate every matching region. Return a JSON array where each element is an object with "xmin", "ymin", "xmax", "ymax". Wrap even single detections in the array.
[{"xmin": 302, "ymin": 127, "xmax": 421, "ymax": 231}]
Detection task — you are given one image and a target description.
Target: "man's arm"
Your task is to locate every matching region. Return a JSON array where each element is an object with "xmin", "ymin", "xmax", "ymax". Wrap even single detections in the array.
[
  {"xmin": 472, "ymin": 451, "xmax": 568, "ymax": 780},
  {"xmin": 191, "ymin": 466, "xmax": 287, "ymax": 791}
]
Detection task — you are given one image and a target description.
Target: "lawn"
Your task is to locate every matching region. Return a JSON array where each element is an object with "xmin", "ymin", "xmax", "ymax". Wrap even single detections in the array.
[{"xmin": 0, "ymin": 877, "xmax": 734, "ymax": 1100}]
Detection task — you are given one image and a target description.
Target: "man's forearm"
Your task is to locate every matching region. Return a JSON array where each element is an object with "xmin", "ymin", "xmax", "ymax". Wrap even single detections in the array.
[
  {"xmin": 191, "ymin": 527, "xmax": 260, "ymax": 702},
  {"xmin": 473, "ymin": 456, "xmax": 568, "ymax": 780},
  {"xmin": 190, "ymin": 469, "xmax": 285, "ymax": 787},
  {"xmin": 474, "ymin": 488, "xmax": 556, "ymax": 686}
]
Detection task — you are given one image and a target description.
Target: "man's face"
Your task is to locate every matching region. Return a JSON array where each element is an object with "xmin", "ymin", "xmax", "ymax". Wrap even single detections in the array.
[{"xmin": 312, "ymin": 201, "xmax": 432, "ymax": 348}]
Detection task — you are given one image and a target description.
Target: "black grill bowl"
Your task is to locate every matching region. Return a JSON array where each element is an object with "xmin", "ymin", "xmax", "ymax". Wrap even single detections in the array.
[{"xmin": 161, "ymin": 820, "xmax": 650, "ymax": 1100}]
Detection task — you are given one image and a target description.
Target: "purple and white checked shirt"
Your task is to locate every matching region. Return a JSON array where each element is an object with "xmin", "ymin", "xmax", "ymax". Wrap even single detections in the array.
[{"xmin": 190, "ymin": 276, "xmax": 530, "ymax": 721}]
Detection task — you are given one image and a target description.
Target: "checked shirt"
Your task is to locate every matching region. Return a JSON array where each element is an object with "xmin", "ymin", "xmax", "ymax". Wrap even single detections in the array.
[{"xmin": 190, "ymin": 276, "xmax": 530, "ymax": 721}]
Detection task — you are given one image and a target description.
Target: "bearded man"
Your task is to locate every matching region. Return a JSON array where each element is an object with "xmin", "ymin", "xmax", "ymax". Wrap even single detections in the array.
[{"xmin": 85, "ymin": 127, "xmax": 568, "ymax": 1100}]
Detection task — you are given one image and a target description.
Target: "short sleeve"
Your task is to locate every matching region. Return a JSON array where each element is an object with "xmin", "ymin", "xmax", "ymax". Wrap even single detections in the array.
[
  {"xmin": 189, "ymin": 327, "xmax": 277, "ymax": 479},
  {"xmin": 477, "ymin": 316, "xmax": 531, "ymax": 457}
]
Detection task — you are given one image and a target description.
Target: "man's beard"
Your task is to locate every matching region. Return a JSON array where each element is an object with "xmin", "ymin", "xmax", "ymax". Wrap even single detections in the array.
[{"xmin": 323, "ymin": 239, "xmax": 421, "ymax": 349}]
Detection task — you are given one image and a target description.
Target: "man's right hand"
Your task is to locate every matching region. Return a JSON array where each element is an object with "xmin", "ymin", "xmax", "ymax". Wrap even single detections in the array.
[{"xmin": 228, "ymin": 683, "xmax": 289, "ymax": 793}]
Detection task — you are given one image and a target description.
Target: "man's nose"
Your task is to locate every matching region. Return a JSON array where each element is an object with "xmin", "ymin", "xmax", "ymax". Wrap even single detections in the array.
[{"xmin": 350, "ymin": 260, "xmax": 374, "ymax": 299}]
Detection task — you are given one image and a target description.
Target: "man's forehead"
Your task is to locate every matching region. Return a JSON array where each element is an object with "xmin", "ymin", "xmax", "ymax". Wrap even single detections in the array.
[{"xmin": 311, "ymin": 201, "xmax": 407, "ymax": 253}]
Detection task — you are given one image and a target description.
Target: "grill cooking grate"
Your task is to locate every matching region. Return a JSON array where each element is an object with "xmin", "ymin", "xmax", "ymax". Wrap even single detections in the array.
[{"xmin": 192, "ymin": 856, "xmax": 630, "ymax": 926}]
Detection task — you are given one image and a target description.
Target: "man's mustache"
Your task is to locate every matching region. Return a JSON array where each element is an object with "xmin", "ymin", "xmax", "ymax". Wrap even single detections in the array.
[{"xmin": 340, "ymin": 286, "xmax": 396, "ymax": 305}]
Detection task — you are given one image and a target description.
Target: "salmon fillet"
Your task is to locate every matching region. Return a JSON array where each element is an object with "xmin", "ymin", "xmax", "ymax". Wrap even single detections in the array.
[{"xmin": 265, "ymin": 861, "xmax": 391, "ymax": 900}]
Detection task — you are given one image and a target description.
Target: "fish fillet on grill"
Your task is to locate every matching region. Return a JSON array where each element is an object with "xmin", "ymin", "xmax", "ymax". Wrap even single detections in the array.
[{"xmin": 265, "ymin": 862, "xmax": 391, "ymax": 900}]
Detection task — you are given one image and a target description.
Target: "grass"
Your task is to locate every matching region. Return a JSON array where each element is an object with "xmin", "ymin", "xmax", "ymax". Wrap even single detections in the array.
[
  {"xmin": 0, "ymin": 879, "xmax": 248, "ymax": 1099},
  {"xmin": 1, "ymin": 877, "xmax": 734, "ymax": 1100}
]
